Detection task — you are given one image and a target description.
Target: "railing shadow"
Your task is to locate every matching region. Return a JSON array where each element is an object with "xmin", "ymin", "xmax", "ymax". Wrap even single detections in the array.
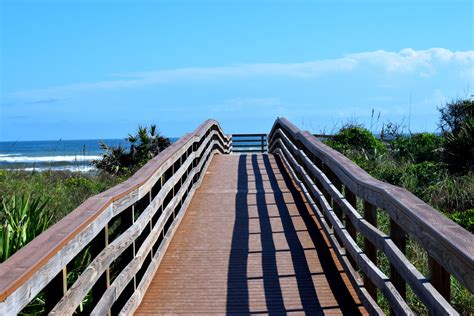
[
  {"xmin": 226, "ymin": 154, "xmax": 250, "ymax": 313},
  {"xmin": 226, "ymin": 153, "xmax": 362, "ymax": 315},
  {"xmin": 252, "ymin": 154, "xmax": 285, "ymax": 313},
  {"xmin": 260, "ymin": 154, "xmax": 322, "ymax": 312},
  {"xmin": 271, "ymin": 154, "xmax": 363, "ymax": 315}
]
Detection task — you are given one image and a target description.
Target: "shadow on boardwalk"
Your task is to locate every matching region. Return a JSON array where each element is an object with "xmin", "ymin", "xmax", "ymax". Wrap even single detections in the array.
[{"xmin": 226, "ymin": 154, "xmax": 362, "ymax": 315}]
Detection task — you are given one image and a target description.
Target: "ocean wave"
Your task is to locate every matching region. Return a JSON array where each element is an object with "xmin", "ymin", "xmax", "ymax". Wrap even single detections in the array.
[
  {"xmin": 0, "ymin": 155, "xmax": 101, "ymax": 163},
  {"xmin": 6, "ymin": 165, "xmax": 96, "ymax": 172},
  {"xmin": 0, "ymin": 153, "xmax": 21, "ymax": 157}
]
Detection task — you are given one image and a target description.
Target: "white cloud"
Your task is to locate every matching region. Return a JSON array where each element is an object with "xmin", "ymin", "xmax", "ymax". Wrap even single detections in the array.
[{"xmin": 6, "ymin": 48, "xmax": 474, "ymax": 102}]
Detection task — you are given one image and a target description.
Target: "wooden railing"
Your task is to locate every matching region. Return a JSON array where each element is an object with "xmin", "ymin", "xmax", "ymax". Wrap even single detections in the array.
[
  {"xmin": 230, "ymin": 133, "xmax": 267, "ymax": 153},
  {"xmin": 268, "ymin": 117, "xmax": 473, "ymax": 315},
  {"xmin": 0, "ymin": 119, "xmax": 230, "ymax": 315}
]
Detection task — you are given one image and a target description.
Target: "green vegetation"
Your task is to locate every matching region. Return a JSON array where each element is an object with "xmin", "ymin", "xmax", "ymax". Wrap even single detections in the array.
[
  {"xmin": 0, "ymin": 124, "xmax": 170, "ymax": 314},
  {"xmin": 93, "ymin": 124, "xmax": 170, "ymax": 175},
  {"xmin": 0, "ymin": 195, "xmax": 52, "ymax": 261},
  {"xmin": 0, "ymin": 170, "xmax": 121, "ymax": 228},
  {"xmin": 0, "ymin": 124, "xmax": 171, "ymax": 261},
  {"xmin": 0, "ymin": 171, "xmax": 121, "ymax": 314},
  {"xmin": 325, "ymin": 98, "xmax": 474, "ymax": 314}
]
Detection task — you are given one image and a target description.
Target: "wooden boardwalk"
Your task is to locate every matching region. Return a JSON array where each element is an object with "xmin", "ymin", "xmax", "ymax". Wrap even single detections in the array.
[
  {"xmin": 1, "ymin": 119, "xmax": 470, "ymax": 315},
  {"xmin": 136, "ymin": 154, "xmax": 367, "ymax": 314}
]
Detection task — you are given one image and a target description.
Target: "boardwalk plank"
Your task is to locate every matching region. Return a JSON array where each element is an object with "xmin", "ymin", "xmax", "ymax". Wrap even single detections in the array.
[{"xmin": 135, "ymin": 154, "xmax": 367, "ymax": 315}]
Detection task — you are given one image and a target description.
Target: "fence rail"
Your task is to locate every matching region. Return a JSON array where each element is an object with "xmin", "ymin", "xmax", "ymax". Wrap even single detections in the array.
[
  {"xmin": 0, "ymin": 119, "xmax": 230, "ymax": 315},
  {"xmin": 230, "ymin": 133, "xmax": 267, "ymax": 153},
  {"xmin": 268, "ymin": 117, "xmax": 473, "ymax": 315}
]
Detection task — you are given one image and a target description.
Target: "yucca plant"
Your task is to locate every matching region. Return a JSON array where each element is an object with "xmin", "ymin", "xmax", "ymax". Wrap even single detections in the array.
[{"xmin": 0, "ymin": 195, "xmax": 52, "ymax": 262}]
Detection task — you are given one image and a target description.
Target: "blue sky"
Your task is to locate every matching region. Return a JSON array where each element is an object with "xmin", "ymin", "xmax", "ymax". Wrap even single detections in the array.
[{"xmin": 1, "ymin": 0, "xmax": 473, "ymax": 141}]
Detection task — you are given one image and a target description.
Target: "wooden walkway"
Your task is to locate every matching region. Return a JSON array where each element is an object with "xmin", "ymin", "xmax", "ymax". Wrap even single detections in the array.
[
  {"xmin": 136, "ymin": 154, "xmax": 367, "ymax": 314},
  {"xmin": 2, "ymin": 119, "xmax": 469, "ymax": 315}
]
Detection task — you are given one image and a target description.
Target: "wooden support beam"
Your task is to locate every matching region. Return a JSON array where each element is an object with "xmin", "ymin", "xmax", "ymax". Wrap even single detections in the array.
[
  {"xmin": 331, "ymin": 172, "xmax": 344, "ymax": 247},
  {"xmin": 364, "ymin": 201, "xmax": 377, "ymax": 301},
  {"xmin": 429, "ymin": 256, "xmax": 451, "ymax": 302},
  {"xmin": 321, "ymin": 163, "xmax": 333, "ymax": 230},
  {"xmin": 44, "ymin": 267, "xmax": 67, "ymax": 313},
  {"xmin": 344, "ymin": 187, "xmax": 358, "ymax": 268},
  {"xmin": 390, "ymin": 219, "xmax": 406, "ymax": 316}
]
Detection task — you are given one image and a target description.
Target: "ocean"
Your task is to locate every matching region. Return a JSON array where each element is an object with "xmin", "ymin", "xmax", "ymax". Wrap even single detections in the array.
[{"xmin": 0, "ymin": 138, "xmax": 177, "ymax": 172}]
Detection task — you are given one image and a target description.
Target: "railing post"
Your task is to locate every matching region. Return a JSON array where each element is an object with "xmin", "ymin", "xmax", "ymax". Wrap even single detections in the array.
[
  {"xmin": 329, "ymin": 169, "xmax": 343, "ymax": 242},
  {"xmin": 132, "ymin": 204, "xmax": 137, "ymax": 290},
  {"xmin": 390, "ymin": 219, "xmax": 406, "ymax": 315},
  {"xmin": 172, "ymin": 163, "xmax": 176, "ymax": 219},
  {"xmin": 149, "ymin": 191, "xmax": 154, "ymax": 258},
  {"xmin": 319, "ymin": 163, "xmax": 334, "ymax": 232},
  {"xmin": 429, "ymin": 256, "xmax": 450, "ymax": 302},
  {"xmin": 364, "ymin": 201, "xmax": 377, "ymax": 301},
  {"xmin": 321, "ymin": 164, "xmax": 333, "ymax": 206},
  {"xmin": 44, "ymin": 267, "xmax": 67, "ymax": 313},
  {"xmin": 86, "ymin": 224, "xmax": 110, "ymax": 312},
  {"xmin": 344, "ymin": 187, "xmax": 358, "ymax": 267}
]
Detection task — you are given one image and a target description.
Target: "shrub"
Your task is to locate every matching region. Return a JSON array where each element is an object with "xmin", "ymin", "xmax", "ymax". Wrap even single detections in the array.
[
  {"xmin": 326, "ymin": 124, "xmax": 385, "ymax": 157},
  {"xmin": 439, "ymin": 98, "xmax": 474, "ymax": 134},
  {"xmin": 438, "ymin": 99, "xmax": 474, "ymax": 174},
  {"xmin": 94, "ymin": 124, "xmax": 171, "ymax": 175},
  {"xmin": 442, "ymin": 118, "xmax": 474, "ymax": 174},
  {"xmin": 372, "ymin": 161, "xmax": 406, "ymax": 187},
  {"xmin": 390, "ymin": 133, "xmax": 443, "ymax": 163},
  {"xmin": 449, "ymin": 209, "xmax": 474, "ymax": 232}
]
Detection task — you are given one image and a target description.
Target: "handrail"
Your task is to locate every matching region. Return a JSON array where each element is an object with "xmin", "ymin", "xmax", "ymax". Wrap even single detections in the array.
[
  {"xmin": 268, "ymin": 117, "xmax": 473, "ymax": 315},
  {"xmin": 0, "ymin": 119, "xmax": 230, "ymax": 314},
  {"xmin": 230, "ymin": 133, "xmax": 267, "ymax": 153}
]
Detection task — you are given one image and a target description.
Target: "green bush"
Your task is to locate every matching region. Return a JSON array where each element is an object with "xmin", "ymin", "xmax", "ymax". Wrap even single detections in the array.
[
  {"xmin": 438, "ymin": 99, "xmax": 474, "ymax": 174},
  {"xmin": 449, "ymin": 209, "xmax": 474, "ymax": 232},
  {"xmin": 94, "ymin": 124, "xmax": 171, "ymax": 175},
  {"xmin": 439, "ymin": 98, "xmax": 474, "ymax": 134},
  {"xmin": 372, "ymin": 161, "xmax": 406, "ymax": 186},
  {"xmin": 327, "ymin": 124, "xmax": 385, "ymax": 157},
  {"xmin": 442, "ymin": 118, "xmax": 474, "ymax": 174},
  {"xmin": 390, "ymin": 133, "xmax": 443, "ymax": 163}
]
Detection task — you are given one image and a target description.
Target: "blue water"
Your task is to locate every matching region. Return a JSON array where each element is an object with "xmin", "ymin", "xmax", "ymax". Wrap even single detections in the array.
[{"xmin": 0, "ymin": 138, "xmax": 178, "ymax": 172}]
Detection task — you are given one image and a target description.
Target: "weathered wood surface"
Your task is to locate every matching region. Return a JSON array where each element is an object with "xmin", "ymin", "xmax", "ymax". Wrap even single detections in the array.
[
  {"xmin": 0, "ymin": 119, "xmax": 230, "ymax": 314},
  {"xmin": 268, "ymin": 117, "xmax": 473, "ymax": 314},
  {"xmin": 135, "ymin": 154, "xmax": 367, "ymax": 314},
  {"xmin": 271, "ymin": 130, "xmax": 456, "ymax": 314},
  {"xmin": 118, "ymin": 146, "xmax": 216, "ymax": 315},
  {"xmin": 98, "ymin": 142, "xmax": 218, "ymax": 315},
  {"xmin": 269, "ymin": 118, "xmax": 473, "ymax": 293},
  {"xmin": 273, "ymin": 145, "xmax": 413, "ymax": 315},
  {"xmin": 50, "ymin": 134, "xmax": 221, "ymax": 314}
]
